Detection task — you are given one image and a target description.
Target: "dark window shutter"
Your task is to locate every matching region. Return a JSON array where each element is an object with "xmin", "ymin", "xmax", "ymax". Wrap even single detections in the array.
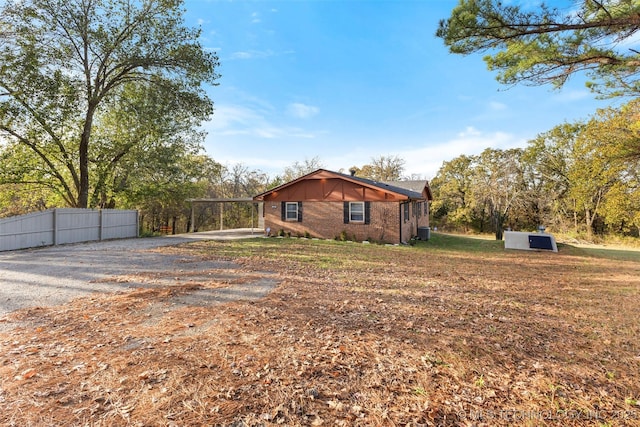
[
  {"xmin": 343, "ymin": 202, "xmax": 349, "ymax": 224},
  {"xmin": 297, "ymin": 202, "xmax": 303, "ymax": 222},
  {"xmin": 281, "ymin": 201, "xmax": 286, "ymax": 221},
  {"xmin": 364, "ymin": 202, "xmax": 371, "ymax": 224}
]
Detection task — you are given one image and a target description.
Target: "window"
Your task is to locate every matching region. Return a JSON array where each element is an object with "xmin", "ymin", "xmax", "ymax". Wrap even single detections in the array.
[
  {"xmin": 285, "ymin": 202, "xmax": 298, "ymax": 221},
  {"xmin": 281, "ymin": 202, "xmax": 302, "ymax": 222},
  {"xmin": 343, "ymin": 201, "xmax": 370, "ymax": 224},
  {"xmin": 349, "ymin": 202, "xmax": 364, "ymax": 223},
  {"xmin": 403, "ymin": 203, "xmax": 409, "ymax": 222}
]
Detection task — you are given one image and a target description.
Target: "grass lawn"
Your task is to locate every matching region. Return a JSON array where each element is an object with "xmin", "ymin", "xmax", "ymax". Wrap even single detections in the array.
[{"xmin": 1, "ymin": 233, "xmax": 639, "ymax": 426}]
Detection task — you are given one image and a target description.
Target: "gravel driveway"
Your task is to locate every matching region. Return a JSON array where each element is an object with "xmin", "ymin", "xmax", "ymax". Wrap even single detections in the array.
[{"xmin": 0, "ymin": 229, "xmax": 276, "ymax": 328}]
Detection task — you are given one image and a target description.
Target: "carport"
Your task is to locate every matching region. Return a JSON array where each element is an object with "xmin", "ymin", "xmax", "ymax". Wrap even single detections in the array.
[{"xmin": 186, "ymin": 198, "xmax": 264, "ymax": 233}]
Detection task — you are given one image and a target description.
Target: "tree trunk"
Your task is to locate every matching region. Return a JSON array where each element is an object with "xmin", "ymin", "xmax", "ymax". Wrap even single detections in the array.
[
  {"xmin": 585, "ymin": 209, "xmax": 594, "ymax": 240},
  {"xmin": 78, "ymin": 102, "xmax": 98, "ymax": 208},
  {"xmin": 494, "ymin": 211, "xmax": 504, "ymax": 240}
]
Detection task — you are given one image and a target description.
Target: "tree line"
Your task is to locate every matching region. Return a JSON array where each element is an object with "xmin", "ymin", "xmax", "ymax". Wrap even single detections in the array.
[
  {"xmin": 433, "ymin": 0, "xmax": 640, "ymax": 240},
  {"xmin": 2, "ymin": 0, "xmax": 639, "ymax": 239},
  {"xmin": 0, "ymin": 0, "xmax": 414, "ymax": 234},
  {"xmin": 430, "ymin": 100, "xmax": 640, "ymax": 240}
]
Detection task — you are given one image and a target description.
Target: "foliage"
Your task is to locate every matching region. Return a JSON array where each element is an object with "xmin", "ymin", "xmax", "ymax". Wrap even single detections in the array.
[
  {"xmin": 431, "ymin": 100, "xmax": 640, "ymax": 239},
  {"xmin": 430, "ymin": 155, "xmax": 477, "ymax": 232},
  {"xmin": 277, "ymin": 156, "xmax": 325, "ymax": 184},
  {"xmin": 184, "ymin": 163, "xmax": 274, "ymax": 234},
  {"xmin": 437, "ymin": 0, "xmax": 640, "ymax": 97},
  {"xmin": 350, "ymin": 155, "xmax": 406, "ymax": 181},
  {"xmin": 1, "ymin": 237, "xmax": 639, "ymax": 425},
  {"xmin": 0, "ymin": 0, "xmax": 219, "ymax": 208}
]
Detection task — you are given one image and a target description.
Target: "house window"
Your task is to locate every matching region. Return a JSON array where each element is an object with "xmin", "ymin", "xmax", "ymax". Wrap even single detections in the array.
[
  {"xmin": 349, "ymin": 202, "xmax": 364, "ymax": 223},
  {"xmin": 285, "ymin": 202, "xmax": 299, "ymax": 221},
  {"xmin": 343, "ymin": 201, "xmax": 370, "ymax": 224},
  {"xmin": 403, "ymin": 203, "xmax": 409, "ymax": 222}
]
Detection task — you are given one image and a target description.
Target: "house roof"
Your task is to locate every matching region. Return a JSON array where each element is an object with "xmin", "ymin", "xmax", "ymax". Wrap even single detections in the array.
[
  {"xmin": 254, "ymin": 169, "xmax": 432, "ymax": 201},
  {"xmin": 335, "ymin": 172, "xmax": 430, "ymax": 200}
]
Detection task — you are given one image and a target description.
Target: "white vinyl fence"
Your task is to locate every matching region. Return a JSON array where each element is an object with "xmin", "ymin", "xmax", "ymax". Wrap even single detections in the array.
[{"xmin": 0, "ymin": 209, "xmax": 138, "ymax": 252}]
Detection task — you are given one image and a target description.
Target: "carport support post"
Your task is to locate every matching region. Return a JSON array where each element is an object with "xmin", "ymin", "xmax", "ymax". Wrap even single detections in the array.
[
  {"xmin": 220, "ymin": 202, "xmax": 224, "ymax": 231},
  {"xmin": 189, "ymin": 201, "xmax": 195, "ymax": 233}
]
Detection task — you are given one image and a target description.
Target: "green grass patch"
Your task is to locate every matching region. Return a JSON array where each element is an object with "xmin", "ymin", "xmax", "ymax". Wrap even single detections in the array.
[
  {"xmin": 413, "ymin": 232, "xmax": 505, "ymax": 254},
  {"xmin": 185, "ymin": 232, "xmax": 639, "ymax": 265},
  {"xmin": 558, "ymin": 244, "xmax": 640, "ymax": 262}
]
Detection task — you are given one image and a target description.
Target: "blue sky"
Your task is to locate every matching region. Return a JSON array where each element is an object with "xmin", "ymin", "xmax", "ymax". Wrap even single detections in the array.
[{"xmin": 184, "ymin": 0, "xmax": 614, "ymax": 179}]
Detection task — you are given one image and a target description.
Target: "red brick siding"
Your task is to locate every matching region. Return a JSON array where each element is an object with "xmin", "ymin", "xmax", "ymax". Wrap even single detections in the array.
[
  {"xmin": 264, "ymin": 201, "xmax": 405, "ymax": 244},
  {"xmin": 399, "ymin": 201, "xmax": 430, "ymax": 243}
]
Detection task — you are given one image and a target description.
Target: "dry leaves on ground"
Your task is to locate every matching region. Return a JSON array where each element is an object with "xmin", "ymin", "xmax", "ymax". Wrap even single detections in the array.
[{"xmin": 1, "ymin": 237, "xmax": 639, "ymax": 426}]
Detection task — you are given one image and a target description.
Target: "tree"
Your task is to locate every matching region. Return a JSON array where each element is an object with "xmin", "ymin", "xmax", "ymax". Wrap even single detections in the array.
[
  {"xmin": 523, "ymin": 122, "xmax": 584, "ymax": 232},
  {"xmin": 437, "ymin": 0, "xmax": 640, "ymax": 97},
  {"xmin": 568, "ymin": 103, "xmax": 639, "ymax": 237},
  {"xmin": 351, "ymin": 155, "xmax": 406, "ymax": 181},
  {"xmin": 280, "ymin": 156, "xmax": 324, "ymax": 183},
  {"xmin": 88, "ymin": 82, "xmax": 211, "ymax": 208},
  {"xmin": 430, "ymin": 155, "xmax": 477, "ymax": 231},
  {"xmin": 472, "ymin": 148, "xmax": 525, "ymax": 240},
  {"xmin": 130, "ymin": 152, "xmax": 218, "ymax": 234},
  {"xmin": 612, "ymin": 98, "xmax": 640, "ymax": 160},
  {"xmin": 0, "ymin": 0, "xmax": 219, "ymax": 208}
]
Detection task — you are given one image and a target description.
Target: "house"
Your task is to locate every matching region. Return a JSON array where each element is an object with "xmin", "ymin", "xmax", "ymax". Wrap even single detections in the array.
[{"xmin": 253, "ymin": 169, "xmax": 432, "ymax": 244}]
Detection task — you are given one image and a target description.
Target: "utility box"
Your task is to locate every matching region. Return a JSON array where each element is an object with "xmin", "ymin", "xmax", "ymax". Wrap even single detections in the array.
[
  {"xmin": 417, "ymin": 226, "xmax": 431, "ymax": 241},
  {"xmin": 504, "ymin": 231, "xmax": 557, "ymax": 252}
]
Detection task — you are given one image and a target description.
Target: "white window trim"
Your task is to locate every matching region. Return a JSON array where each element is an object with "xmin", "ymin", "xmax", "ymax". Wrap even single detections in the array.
[
  {"xmin": 349, "ymin": 202, "xmax": 365, "ymax": 223},
  {"xmin": 285, "ymin": 202, "xmax": 298, "ymax": 221}
]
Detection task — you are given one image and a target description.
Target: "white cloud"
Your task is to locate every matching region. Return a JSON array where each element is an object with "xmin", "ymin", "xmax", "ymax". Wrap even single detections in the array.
[
  {"xmin": 229, "ymin": 50, "xmax": 264, "ymax": 60},
  {"xmin": 553, "ymin": 89, "xmax": 591, "ymax": 102},
  {"xmin": 315, "ymin": 126, "xmax": 527, "ymax": 180},
  {"xmin": 228, "ymin": 49, "xmax": 295, "ymax": 60},
  {"xmin": 208, "ymin": 105, "xmax": 262, "ymax": 130},
  {"xmin": 457, "ymin": 126, "xmax": 482, "ymax": 137},
  {"xmin": 488, "ymin": 101, "xmax": 507, "ymax": 111},
  {"xmin": 287, "ymin": 103, "xmax": 320, "ymax": 119},
  {"xmin": 251, "ymin": 12, "xmax": 261, "ymax": 24},
  {"xmin": 397, "ymin": 128, "xmax": 526, "ymax": 179},
  {"xmin": 206, "ymin": 104, "xmax": 318, "ymax": 140}
]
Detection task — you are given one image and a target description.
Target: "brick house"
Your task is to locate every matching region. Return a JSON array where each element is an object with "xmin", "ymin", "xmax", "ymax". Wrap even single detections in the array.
[{"xmin": 253, "ymin": 169, "xmax": 432, "ymax": 244}]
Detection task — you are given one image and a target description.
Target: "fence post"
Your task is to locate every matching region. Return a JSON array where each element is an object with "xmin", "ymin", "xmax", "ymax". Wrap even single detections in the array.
[
  {"xmin": 99, "ymin": 209, "xmax": 104, "ymax": 241},
  {"xmin": 53, "ymin": 209, "xmax": 58, "ymax": 246}
]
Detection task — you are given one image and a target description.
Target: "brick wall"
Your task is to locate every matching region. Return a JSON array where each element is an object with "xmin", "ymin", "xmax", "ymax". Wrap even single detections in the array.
[
  {"xmin": 399, "ymin": 201, "xmax": 430, "ymax": 243},
  {"xmin": 263, "ymin": 201, "xmax": 403, "ymax": 244},
  {"xmin": 262, "ymin": 201, "xmax": 431, "ymax": 244}
]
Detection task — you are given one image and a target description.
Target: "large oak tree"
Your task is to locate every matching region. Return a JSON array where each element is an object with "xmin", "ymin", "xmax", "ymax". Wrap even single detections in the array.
[{"xmin": 0, "ymin": 0, "xmax": 219, "ymax": 208}]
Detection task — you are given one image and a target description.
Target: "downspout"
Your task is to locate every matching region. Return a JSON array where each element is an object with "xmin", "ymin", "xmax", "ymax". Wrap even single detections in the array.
[{"xmin": 414, "ymin": 200, "xmax": 418, "ymax": 237}]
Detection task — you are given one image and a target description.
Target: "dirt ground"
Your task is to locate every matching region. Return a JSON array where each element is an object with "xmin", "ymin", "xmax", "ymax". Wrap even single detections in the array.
[
  {"xmin": 0, "ymin": 236, "xmax": 639, "ymax": 426},
  {"xmin": 0, "ymin": 229, "xmax": 265, "ymax": 321}
]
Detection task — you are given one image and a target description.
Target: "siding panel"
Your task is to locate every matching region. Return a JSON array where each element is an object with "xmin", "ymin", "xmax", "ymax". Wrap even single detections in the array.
[{"xmin": 0, "ymin": 209, "xmax": 138, "ymax": 252}]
